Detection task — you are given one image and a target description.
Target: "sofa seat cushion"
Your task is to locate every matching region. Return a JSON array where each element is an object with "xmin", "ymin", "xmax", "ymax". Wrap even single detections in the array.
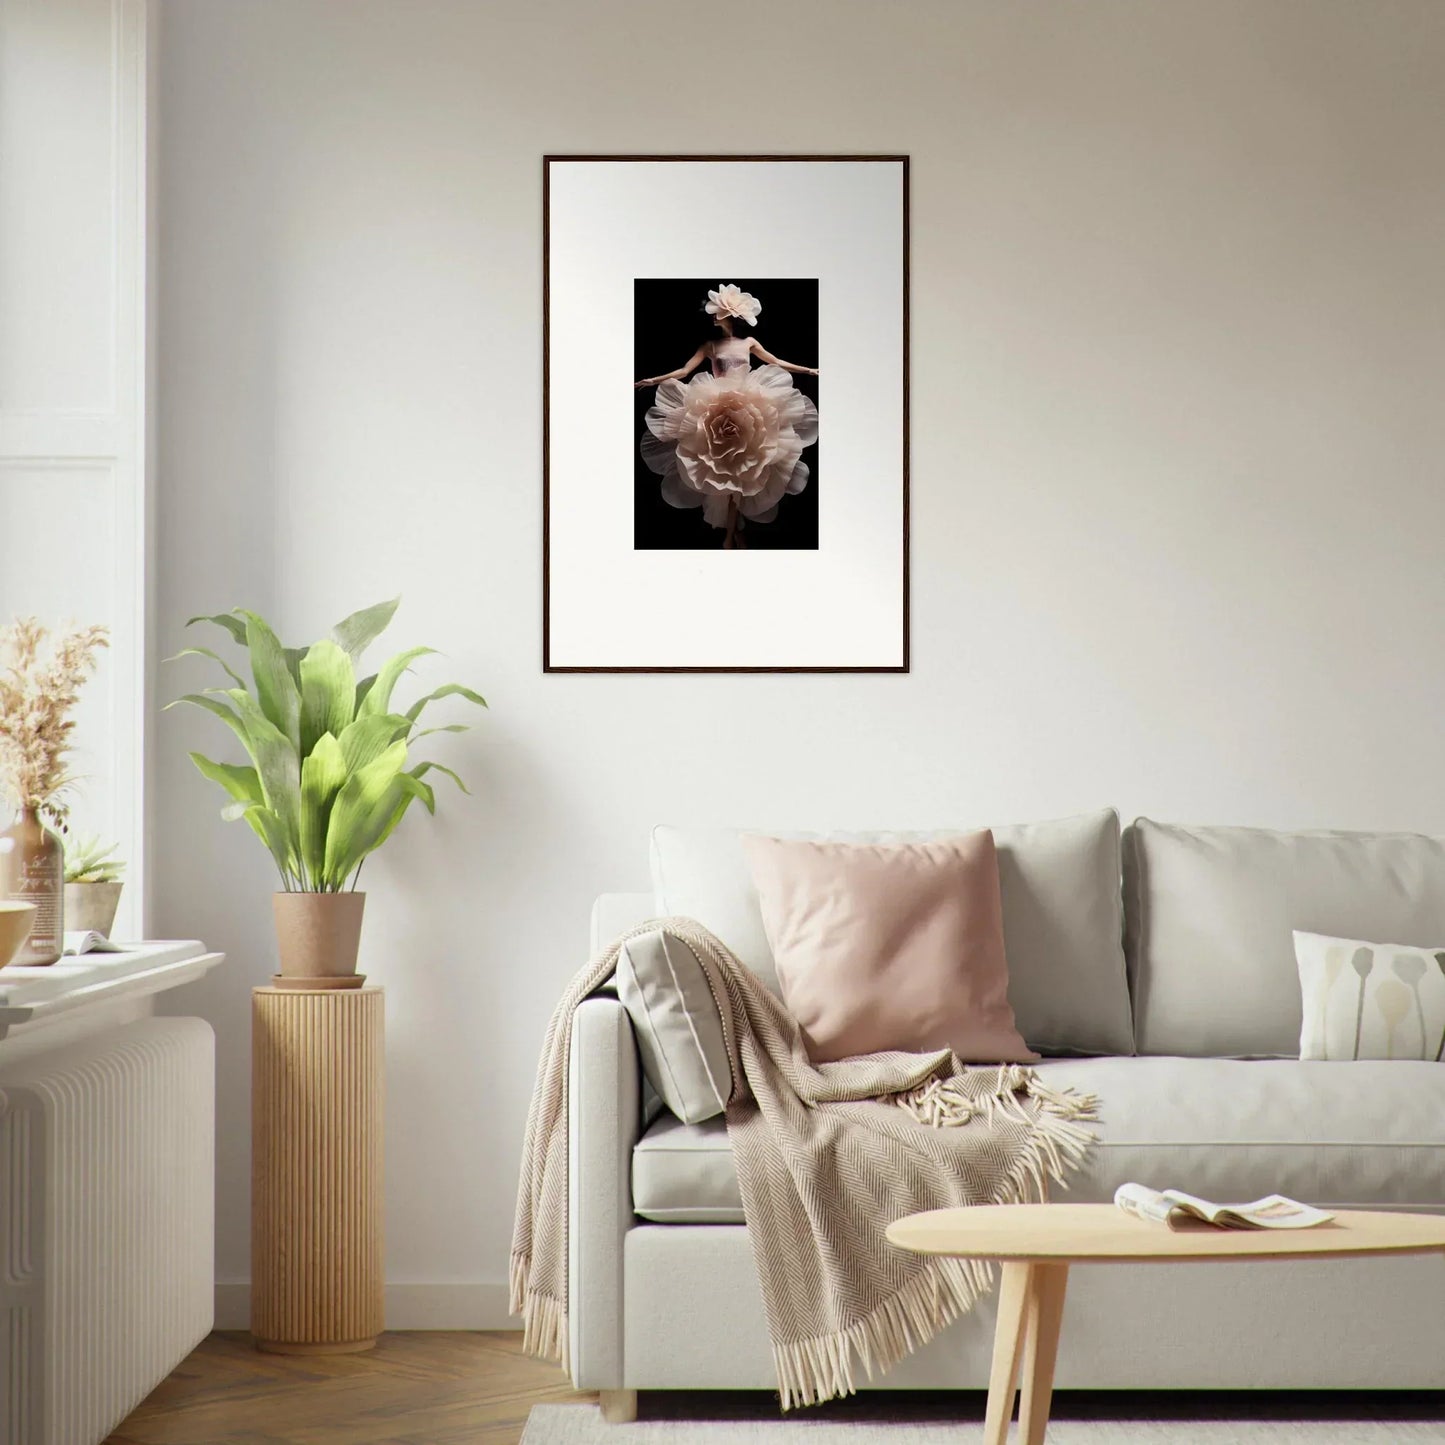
[
  {"xmin": 630, "ymin": 1056, "xmax": 1445, "ymax": 1224},
  {"xmin": 632, "ymin": 1113, "xmax": 739, "ymax": 1223}
]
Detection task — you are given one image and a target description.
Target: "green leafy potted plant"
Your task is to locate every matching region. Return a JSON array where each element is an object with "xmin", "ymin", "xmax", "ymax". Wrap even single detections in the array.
[
  {"xmin": 63, "ymin": 835, "xmax": 126, "ymax": 937},
  {"xmin": 170, "ymin": 598, "xmax": 485, "ymax": 979}
]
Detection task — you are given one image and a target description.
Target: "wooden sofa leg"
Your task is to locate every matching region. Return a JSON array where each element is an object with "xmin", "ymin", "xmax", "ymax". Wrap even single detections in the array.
[{"xmin": 600, "ymin": 1389, "xmax": 638, "ymax": 1423}]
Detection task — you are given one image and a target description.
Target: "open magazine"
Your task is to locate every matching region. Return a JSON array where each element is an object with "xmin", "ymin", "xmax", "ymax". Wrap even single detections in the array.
[
  {"xmin": 1114, "ymin": 1182, "xmax": 1334, "ymax": 1231},
  {"xmin": 62, "ymin": 931, "xmax": 127, "ymax": 956}
]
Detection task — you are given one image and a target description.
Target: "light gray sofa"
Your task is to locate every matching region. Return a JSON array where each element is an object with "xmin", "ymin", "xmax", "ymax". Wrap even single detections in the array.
[{"xmin": 567, "ymin": 814, "xmax": 1445, "ymax": 1406}]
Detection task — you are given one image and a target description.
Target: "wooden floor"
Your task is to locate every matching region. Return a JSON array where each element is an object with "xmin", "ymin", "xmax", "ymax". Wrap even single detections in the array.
[
  {"xmin": 105, "ymin": 1332, "xmax": 1445, "ymax": 1442},
  {"xmin": 105, "ymin": 1332, "xmax": 589, "ymax": 1445}
]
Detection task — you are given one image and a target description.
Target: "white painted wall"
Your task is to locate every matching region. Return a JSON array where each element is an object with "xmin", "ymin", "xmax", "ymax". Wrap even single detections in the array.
[{"xmin": 153, "ymin": 0, "xmax": 1445, "ymax": 1324}]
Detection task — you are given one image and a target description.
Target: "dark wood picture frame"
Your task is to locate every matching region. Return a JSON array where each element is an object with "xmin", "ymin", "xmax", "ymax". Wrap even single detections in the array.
[{"xmin": 543, "ymin": 154, "xmax": 910, "ymax": 673}]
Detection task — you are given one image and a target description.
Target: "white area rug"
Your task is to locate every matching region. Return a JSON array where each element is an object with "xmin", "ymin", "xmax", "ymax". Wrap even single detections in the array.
[{"xmin": 523, "ymin": 1399, "xmax": 1445, "ymax": 1443}]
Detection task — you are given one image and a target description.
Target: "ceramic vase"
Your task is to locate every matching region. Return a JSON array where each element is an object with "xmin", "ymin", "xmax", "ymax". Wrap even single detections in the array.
[{"xmin": 0, "ymin": 807, "xmax": 64, "ymax": 965}]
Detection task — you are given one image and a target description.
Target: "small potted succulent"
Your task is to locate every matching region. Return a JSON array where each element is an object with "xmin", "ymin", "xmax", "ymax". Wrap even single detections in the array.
[
  {"xmin": 63, "ymin": 836, "xmax": 126, "ymax": 937},
  {"xmin": 170, "ymin": 598, "xmax": 485, "ymax": 979}
]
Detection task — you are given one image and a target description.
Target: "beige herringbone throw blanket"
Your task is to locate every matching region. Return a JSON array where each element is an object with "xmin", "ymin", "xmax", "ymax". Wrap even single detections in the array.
[{"xmin": 511, "ymin": 920, "xmax": 1098, "ymax": 1409}]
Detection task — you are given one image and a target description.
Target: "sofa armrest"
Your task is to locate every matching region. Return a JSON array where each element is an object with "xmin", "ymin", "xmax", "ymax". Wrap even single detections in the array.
[{"xmin": 567, "ymin": 994, "xmax": 641, "ymax": 1388}]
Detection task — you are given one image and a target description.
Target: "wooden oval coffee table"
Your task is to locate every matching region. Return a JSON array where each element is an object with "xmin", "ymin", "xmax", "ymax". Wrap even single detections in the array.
[{"xmin": 886, "ymin": 1203, "xmax": 1445, "ymax": 1445}]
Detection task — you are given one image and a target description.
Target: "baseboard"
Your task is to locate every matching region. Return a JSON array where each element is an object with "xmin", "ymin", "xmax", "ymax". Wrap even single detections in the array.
[{"xmin": 214, "ymin": 1281, "xmax": 515, "ymax": 1331}]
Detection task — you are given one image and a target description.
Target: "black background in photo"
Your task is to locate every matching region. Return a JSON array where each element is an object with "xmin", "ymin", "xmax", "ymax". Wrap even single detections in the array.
[{"xmin": 633, "ymin": 278, "xmax": 819, "ymax": 551}]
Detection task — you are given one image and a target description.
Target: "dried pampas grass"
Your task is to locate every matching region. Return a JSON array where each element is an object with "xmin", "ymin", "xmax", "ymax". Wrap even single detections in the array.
[{"xmin": 0, "ymin": 618, "xmax": 109, "ymax": 826}]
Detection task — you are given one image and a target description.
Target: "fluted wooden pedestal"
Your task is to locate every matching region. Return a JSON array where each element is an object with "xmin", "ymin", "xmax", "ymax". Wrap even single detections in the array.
[{"xmin": 251, "ymin": 984, "xmax": 384, "ymax": 1354}]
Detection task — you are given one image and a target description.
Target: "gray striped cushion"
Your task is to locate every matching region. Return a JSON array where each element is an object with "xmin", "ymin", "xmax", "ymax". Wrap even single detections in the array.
[{"xmin": 616, "ymin": 927, "xmax": 732, "ymax": 1123}]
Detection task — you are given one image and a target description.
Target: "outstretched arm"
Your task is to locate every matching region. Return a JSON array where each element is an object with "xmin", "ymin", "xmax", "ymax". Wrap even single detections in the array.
[
  {"xmin": 750, "ymin": 339, "xmax": 818, "ymax": 376},
  {"xmin": 634, "ymin": 346, "xmax": 708, "ymax": 389}
]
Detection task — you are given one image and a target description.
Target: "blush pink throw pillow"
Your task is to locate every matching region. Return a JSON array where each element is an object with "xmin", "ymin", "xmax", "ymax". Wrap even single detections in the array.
[{"xmin": 741, "ymin": 831, "xmax": 1038, "ymax": 1064}]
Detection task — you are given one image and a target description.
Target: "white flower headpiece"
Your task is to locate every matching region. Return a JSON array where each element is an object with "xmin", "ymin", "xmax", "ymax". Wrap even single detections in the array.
[{"xmin": 704, "ymin": 284, "xmax": 761, "ymax": 327}]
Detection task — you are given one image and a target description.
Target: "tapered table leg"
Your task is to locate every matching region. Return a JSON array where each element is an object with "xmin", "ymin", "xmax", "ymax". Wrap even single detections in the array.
[
  {"xmin": 1018, "ymin": 1263, "xmax": 1069, "ymax": 1445},
  {"xmin": 982, "ymin": 1262, "xmax": 1034, "ymax": 1445}
]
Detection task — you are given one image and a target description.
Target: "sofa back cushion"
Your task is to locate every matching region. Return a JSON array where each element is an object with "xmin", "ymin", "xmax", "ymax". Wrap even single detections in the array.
[
  {"xmin": 651, "ymin": 809, "xmax": 1132, "ymax": 1056},
  {"xmin": 1125, "ymin": 818, "xmax": 1445, "ymax": 1057}
]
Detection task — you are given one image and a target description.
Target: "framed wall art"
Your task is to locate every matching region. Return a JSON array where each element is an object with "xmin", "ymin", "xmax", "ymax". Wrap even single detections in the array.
[{"xmin": 543, "ymin": 155, "xmax": 909, "ymax": 673}]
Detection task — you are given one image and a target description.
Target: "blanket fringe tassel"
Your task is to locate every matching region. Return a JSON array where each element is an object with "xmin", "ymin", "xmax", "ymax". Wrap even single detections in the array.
[
  {"xmin": 773, "ymin": 1254, "xmax": 991, "ymax": 1410},
  {"xmin": 775, "ymin": 1077, "xmax": 1100, "ymax": 1410},
  {"xmin": 1000, "ymin": 1077, "xmax": 1100, "ymax": 1204},
  {"xmin": 512, "ymin": 1252, "xmax": 570, "ymax": 1374}
]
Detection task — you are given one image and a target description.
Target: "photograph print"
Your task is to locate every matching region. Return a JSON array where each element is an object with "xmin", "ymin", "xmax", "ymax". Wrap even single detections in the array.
[
  {"xmin": 545, "ymin": 155, "xmax": 907, "ymax": 671},
  {"xmin": 634, "ymin": 279, "xmax": 819, "ymax": 551}
]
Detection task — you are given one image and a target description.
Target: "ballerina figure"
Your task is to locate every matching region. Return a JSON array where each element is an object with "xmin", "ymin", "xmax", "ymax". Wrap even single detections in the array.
[{"xmin": 635, "ymin": 284, "xmax": 818, "ymax": 549}]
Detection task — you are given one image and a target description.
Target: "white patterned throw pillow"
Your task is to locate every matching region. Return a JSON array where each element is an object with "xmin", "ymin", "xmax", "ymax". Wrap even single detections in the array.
[
  {"xmin": 1295, "ymin": 931, "xmax": 1445, "ymax": 1061},
  {"xmin": 615, "ymin": 926, "xmax": 733, "ymax": 1123}
]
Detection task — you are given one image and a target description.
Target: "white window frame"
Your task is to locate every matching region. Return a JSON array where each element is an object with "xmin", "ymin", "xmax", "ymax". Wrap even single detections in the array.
[{"xmin": 0, "ymin": 0, "xmax": 152, "ymax": 933}]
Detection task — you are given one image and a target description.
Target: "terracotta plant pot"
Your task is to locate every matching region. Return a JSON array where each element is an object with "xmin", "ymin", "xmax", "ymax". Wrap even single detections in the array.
[
  {"xmin": 64, "ymin": 881, "xmax": 124, "ymax": 938},
  {"xmin": 273, "ymin": 892, "xmax": 366, "ymax": 978},
  {"xmin": 0, "ymin": 901, "xmax": 38, "ymax": 970}
]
